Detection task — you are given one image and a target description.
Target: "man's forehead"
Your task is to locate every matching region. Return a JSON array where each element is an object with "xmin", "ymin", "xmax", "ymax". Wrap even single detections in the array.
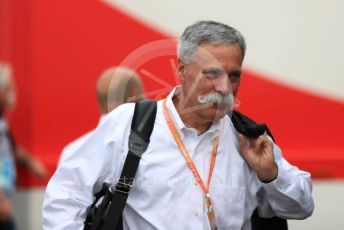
[{"xmin": 187, "ymin": 44, "xmax": 242, "ymax": 69}]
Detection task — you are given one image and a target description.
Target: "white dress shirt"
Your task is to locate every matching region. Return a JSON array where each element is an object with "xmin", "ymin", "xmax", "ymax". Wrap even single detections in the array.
[
  {"xmin": 43, "ymin": 87, "xmax": 314, "ymax": 230},
  {"xmin": 58, "ymin": 115, "xmax": 107, "ymax": 165}
]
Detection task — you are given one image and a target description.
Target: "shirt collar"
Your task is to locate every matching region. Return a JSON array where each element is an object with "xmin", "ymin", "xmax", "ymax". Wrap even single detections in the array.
[
  {"xmin": 165, "ymin": 86, "xmax": 222, "ymax": 138},
  {"xmin": 165, "ymin": 86, "xmax": 187, "ymax": 132}
]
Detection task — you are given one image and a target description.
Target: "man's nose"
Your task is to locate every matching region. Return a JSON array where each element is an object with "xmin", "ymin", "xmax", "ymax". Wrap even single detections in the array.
[{"xmin": 214, "ymin": 75, "xmax": 231, "ymax": 96}]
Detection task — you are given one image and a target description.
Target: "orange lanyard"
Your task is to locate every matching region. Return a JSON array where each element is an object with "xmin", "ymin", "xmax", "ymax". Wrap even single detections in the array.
[{"xmin": 162, "ymin": 99, "xmax": 219, "ymax": 204}]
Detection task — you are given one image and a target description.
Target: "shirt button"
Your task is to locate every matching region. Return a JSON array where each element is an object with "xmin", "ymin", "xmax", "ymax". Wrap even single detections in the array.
[
  {"xmin": 193, "ymin": 211, "xmax": 199, "ymax": 217},
  {"xmin": 194, "ymin": 180, "xmax": 198, "ymax": 186}
]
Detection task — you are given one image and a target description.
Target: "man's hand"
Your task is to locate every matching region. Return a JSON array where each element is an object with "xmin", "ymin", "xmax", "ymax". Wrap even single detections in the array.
[
  {"xmin": 0, "ymin": 193, "xmax": 13, "ymax": 222},
  {"xmin": 239, "ymin": 133, "xmax": 278, "ymax": 183},
  {"xmin": 29, "ymin": 157, "xmax": 47, "ymax": 179},
  {"xmin": 14, "ymin": 146, "xmax": 47, "ymax": 179}
]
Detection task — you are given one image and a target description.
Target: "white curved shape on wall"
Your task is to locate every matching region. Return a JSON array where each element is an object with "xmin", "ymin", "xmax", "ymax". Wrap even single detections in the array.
[{"xmin": 103, "ymin": 0, "xmax": 344, "ymax": 101}]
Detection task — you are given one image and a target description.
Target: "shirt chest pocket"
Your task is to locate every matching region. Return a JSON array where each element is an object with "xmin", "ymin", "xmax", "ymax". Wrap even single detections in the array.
[{"xmin": 212, "ymin": 186, "xmax": 246, "ymax": 230}]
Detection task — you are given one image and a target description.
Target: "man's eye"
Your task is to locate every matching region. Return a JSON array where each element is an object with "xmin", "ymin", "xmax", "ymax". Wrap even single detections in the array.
[
  {"xmin": 203, "ymin": 70, "xmax": 223, "ymax": 79},
  {"xmin": 208, "ymin": 72, "xmax": 220, "ymax": 78},
  {"xmin": 229, "ymin": 73, "xmax": 241, "ymax": 82}
]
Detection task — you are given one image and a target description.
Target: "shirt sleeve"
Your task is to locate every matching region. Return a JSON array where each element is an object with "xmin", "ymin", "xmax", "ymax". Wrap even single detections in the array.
[
  {"xmin": 42, "ymin": 104, "xmax": 134, "ymax": 230},
  {"xmin": 57, "ymin": 131, "xmax": 93, "ymax": 167},
  {"xmin": 256, "ymin": 142, "xmax": 314, "ymax": 219}
]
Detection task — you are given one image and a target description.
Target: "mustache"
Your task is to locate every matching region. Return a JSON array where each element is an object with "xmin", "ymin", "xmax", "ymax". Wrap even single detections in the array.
[{"xmin": 197, "ymin": 92, "xmax": 234, "ymax": 105}]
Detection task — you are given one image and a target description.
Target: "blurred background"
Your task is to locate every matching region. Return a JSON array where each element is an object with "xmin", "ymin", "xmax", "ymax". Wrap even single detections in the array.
[{"xmin": 1, "ymin": 0, "xmax": 343, "ymax": 229}]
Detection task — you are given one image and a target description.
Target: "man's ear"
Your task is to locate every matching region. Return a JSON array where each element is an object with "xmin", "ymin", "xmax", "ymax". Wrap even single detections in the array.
[{"xmin": 177, "ymin": 58, "xmax": 185, "ymax": 83}]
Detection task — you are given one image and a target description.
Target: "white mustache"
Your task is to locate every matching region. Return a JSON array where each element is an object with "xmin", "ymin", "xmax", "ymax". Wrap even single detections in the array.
[{"xmin": 198, "ymin": 92, "xmax": 234, "ymax": 105}]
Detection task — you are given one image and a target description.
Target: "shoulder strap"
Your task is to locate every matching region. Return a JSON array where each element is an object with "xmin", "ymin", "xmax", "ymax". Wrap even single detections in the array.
[{"xmin": 101, "ymin": 99, "xmax": 157, "ymax": 230}]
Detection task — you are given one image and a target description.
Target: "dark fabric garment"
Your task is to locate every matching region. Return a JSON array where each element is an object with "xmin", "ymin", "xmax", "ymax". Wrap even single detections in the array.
[
  {"xmin": 251, "ymin": 210, "xmax": 288, "ymax": 230},
  {"xmin": 0, "ymin": 116, "xmax": 16, "ymax": 192},
  {"xmin": 0, "ymin": 114, "xmax": 16, "ymax": 152},
  {"xmin": 0, "ymin": 218, "xmax": 16, "ymax": 230},
  {"xmin": 0, "ymin": 116, "xmax": 17, "ymax": 230},
  {"xmin": 231, "ymin": 111, "xmax": 288, "ymax": 230}
]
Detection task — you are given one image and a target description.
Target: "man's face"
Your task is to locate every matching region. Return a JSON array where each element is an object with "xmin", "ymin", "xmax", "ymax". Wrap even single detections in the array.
[
  {"xmin": 177, "ymin": 43, "xmax": 243, "ymax": 122},
  {"xmin": 0, "ymin": 76, "xmax": 16, "ymax": 111}
]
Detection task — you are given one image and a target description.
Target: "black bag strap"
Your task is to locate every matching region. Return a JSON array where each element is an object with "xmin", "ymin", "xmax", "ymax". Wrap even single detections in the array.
[
  {"xmin": 230, "ymin": 110, "xmax": 287, "ymax": 230},
  {"xmin": 100, "ymin": 99, "xmax": 157, "ymax": 230}
]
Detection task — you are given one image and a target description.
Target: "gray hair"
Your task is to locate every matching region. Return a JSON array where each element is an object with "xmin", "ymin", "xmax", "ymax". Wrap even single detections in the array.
[{"xmin": 177, "ymin": 20, "xmax": 246, "ymax": 63}]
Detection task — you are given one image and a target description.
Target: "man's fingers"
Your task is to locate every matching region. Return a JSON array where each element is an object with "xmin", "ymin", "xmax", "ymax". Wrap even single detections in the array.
[
  {"xmin": 253, "ymin": 134, "xmax": 265, "ymax": 153},
  {"xmin": 239, "ymin": 134, "xmax": 249, "ymax": 154},
  {"xmin": 239, "ymin": 133, "xmax": 272, "ymax": 157}
]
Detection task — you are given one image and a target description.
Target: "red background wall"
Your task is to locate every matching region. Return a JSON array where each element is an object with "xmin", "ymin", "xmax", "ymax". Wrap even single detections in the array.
[{"xmin": 1, "ymin": 0, "xmax": 343, "ymax": 187}]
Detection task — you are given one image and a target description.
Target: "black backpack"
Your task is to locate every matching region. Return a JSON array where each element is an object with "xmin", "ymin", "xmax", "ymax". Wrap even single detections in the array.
[{"xmin": 84, "ymin": 100, "xmax": 287, "ymax": 230}]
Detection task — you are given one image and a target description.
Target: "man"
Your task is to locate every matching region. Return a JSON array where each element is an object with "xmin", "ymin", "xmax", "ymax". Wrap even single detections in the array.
[
  {"xmin": 43, "ymin": 21, "xmax": 314, "ymax": 230},
  {"xmin": 58, "ymin": 66, "xmax": 144, "ymax": 164},
  {"xmin": 0, "ymin": 62, "xmax": 47, "ymax": 230}
]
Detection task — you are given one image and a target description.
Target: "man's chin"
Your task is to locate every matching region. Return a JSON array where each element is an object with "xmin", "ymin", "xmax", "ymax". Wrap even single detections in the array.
[
  {"xmin": 215, "ymin": 108, "xmax": 228, "ymax": 120},
  {"xmin": 207, "ymin": 103, "xmax": 229, "ymax": 120}
]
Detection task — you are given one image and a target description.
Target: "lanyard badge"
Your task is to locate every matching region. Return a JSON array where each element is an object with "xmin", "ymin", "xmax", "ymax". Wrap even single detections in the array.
[
  {"xmin": 206, "ymin": 193, "xmax": 218, "ymax": 230},
  {"xmin": 163, "ymin": 99, "xmax": 219, "ymax": 230}
]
